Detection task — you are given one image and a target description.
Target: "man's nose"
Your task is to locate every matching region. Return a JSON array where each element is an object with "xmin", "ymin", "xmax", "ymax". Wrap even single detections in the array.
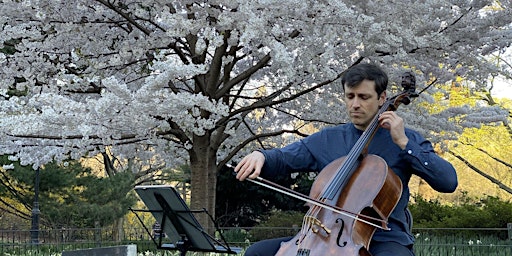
[{"xmin": 352, "ymin": 98, "xmax": 361, "ymax": 108}]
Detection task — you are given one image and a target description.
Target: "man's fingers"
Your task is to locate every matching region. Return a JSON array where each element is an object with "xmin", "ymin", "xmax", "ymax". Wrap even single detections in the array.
[
  {"xmin": 235, "ymin": 161, "xmax": 249, "ymax": 180},
  {"xmin": 234, "ymin": 151, "xmax": 264, "ymax": 181},
  {"xmin": 236, "ymin": 160, "xmax": 254, "ymax": 181},
  {"xmin": 248, "ymin": 162, "xmax": 262, "ymax": 179}
]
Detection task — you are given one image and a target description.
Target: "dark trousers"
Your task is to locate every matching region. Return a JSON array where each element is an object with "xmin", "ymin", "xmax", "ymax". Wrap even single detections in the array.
[{"xmin": 244, "ymin": 237, "xmax": 415, "ymax": 256}]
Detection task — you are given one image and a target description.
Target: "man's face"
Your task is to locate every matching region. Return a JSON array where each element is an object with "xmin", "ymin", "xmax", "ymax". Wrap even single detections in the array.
[{"xmin": 344, "ymin": 79, "xmax": 386, "ymax": 130}]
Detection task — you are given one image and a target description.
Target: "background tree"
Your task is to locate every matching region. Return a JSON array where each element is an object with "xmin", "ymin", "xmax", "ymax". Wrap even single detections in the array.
[
  {"xmin": 0, "ymin": 1, "xmax": 511, "ymax": 230},
  {"xmin": 406, "ymin": 81, "xmax": 512, "ymax": 202},
  {"xmin": 0, "ymin": 157, "xmax": 137, "ymax": 229}
]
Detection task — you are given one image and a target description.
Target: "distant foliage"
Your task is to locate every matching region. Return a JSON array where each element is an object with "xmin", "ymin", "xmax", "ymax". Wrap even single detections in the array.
[
  {"xmin": 0, "ymin": 158, "xmax": 137, "ymax": 228},
  {"xmin": 215, "ymin": 166, "xmax": 312, "ymax": 227},
  {"xmin": 249, "ymin": 210, "xmax": 304, "ymax": 241},
  {"xmin": 410, "ymin": 194, "xmax": 512, "ymax": 229}
]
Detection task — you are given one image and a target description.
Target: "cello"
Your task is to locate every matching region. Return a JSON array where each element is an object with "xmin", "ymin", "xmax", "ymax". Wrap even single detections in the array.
[{"xmin": 244, "ymin": 72, "xmax": 418, "ymax": 256}]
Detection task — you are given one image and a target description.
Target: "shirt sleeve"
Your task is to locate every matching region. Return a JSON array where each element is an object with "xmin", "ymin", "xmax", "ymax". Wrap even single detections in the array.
[
  {"xmin": 399, "ymin": 132, "xmax": 458, "ymax": 193},
  {"xmin": 258, "ymin": 139, "xmax": 321, "ymax": 179}
]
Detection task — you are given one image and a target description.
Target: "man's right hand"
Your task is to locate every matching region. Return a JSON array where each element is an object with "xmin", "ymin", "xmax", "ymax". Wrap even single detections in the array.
[{"xmin": 234, "ymin": 151, "xmax": 265, "ymax": 181}]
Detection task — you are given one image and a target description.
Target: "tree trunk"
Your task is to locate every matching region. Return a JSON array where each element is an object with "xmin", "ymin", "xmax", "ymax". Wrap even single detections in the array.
[
  {"xmin": 111, "ymin": 217, "xmax": 124, "ymax": 242},
  {"xmin": 189, "ymin": 134, "xmax": 218, "ymax": 234}
]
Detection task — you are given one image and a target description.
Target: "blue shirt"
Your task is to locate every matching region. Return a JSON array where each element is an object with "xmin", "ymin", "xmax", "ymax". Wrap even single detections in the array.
[{"xmin": 258, "ymin": 123, "xmax": 458, "ymax": 246}]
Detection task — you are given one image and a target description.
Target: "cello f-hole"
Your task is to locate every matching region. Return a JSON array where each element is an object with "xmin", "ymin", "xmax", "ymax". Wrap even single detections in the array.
[{"xmin": 336, "ymin": 218, "xmax": 348, "ymax": 247}]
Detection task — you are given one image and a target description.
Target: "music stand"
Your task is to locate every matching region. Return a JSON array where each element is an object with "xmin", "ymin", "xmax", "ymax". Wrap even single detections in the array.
[{"xmin": 131, "ymin": 185, "xmax": 242, "ymax": 256}]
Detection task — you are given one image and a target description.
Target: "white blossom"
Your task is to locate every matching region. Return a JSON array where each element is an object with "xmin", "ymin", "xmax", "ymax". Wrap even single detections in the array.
[
  {"xmin": 2, "ymin": 164, "xmax": 14, "ymax": 170},
  {"xmin": 0, "ymin": 0, "xmax": 509, "ymax": 170}
]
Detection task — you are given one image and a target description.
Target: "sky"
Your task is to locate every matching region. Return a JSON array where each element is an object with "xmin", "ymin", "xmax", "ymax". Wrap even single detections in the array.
[{"xmin": 491, "ymin": 77, "xmax": 512, "ymax": 99}]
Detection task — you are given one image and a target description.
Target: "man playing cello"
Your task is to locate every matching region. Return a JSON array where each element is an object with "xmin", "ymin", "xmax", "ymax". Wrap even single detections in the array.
[{"xmin": 235, "ymin": 63, "xmax": 458, "ymax": 256}]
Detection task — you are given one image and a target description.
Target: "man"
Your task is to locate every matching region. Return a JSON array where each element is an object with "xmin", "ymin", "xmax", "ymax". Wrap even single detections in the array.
[{"xmin": 234, "ymin": 63, "xmax": 458, "ymax": 256}]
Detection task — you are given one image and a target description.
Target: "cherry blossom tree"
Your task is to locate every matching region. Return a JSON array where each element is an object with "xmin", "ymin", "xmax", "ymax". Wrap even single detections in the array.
[{"xmin": 0, "ymin": 0, "xmax": 511, "ymax": 229}]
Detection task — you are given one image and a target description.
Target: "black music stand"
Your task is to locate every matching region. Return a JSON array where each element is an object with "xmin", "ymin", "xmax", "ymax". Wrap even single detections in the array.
[{"xmin": 131, "ymin": 185, "xmax": 242, "ymax": 256}]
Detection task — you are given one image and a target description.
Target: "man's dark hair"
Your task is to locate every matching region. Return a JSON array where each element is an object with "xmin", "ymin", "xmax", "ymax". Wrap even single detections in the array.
[{"xmin": 341, "ymin": 63, "xmax": 388, "ymax": 95}]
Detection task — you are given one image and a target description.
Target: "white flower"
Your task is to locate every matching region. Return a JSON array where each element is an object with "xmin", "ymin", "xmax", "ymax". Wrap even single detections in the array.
[{"xmin": 2, "ymin": 164, "xmax": 14, "ymax": 170}]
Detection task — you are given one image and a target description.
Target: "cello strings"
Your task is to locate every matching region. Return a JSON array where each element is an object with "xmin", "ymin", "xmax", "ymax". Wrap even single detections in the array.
[
  {"xmin": 247, "ymin": 177, "xmax": 388, "ymax": 230},
  {"xmin": 320, "ymin": 100, "xmax": 392, "ymax": 201}
]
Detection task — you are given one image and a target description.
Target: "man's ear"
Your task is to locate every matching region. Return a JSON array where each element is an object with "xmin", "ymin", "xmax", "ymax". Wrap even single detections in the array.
[{"xmin": 379, "ymin": 91, "xmax": 387, "ymax": 106}]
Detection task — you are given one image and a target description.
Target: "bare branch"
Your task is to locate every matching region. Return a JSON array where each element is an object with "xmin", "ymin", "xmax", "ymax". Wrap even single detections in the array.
[
  {"xmin": 449, "ymin": 150, "xmax": 512, "ymax": 195},
  {"xmin": 459, "ymin": 142, "xmax": 512, "ymax": 170}
]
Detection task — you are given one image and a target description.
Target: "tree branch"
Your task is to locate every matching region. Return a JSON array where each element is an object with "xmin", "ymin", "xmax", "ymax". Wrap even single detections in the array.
[
  {"xmin": 459, "ymin": 142, "xmax": 512, "ymax": 170},
  {"xmin": 449, "ymin": 150, "xmax": 512, "ymax": 195},
  {"xmin": 218, "ymin": 124, "xmax": 309, "ymax": 170},
  {"xmin": 94, "ymin": 0, "xmax": 152, "ymax": 35}
]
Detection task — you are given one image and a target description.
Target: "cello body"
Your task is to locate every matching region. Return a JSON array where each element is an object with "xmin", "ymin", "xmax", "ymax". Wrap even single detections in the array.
[{"xmin": 276, "ymin": 155, "xmax": 402, "ymax": 256}]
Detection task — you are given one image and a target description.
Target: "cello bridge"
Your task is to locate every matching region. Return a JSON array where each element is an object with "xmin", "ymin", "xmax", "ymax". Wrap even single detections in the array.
[{"xmin": 304, "ymin": 216, "xmax": 331, "ymax": 235}]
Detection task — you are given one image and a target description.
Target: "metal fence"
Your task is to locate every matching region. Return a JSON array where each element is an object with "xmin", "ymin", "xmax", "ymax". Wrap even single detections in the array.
[
  {"xmin": 0, "ymin": 228, "xmax": 154, "ymax": 255},
  {"xmin": 0, "ymin": 227, "xmax": 510, "ymax": 255}
]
